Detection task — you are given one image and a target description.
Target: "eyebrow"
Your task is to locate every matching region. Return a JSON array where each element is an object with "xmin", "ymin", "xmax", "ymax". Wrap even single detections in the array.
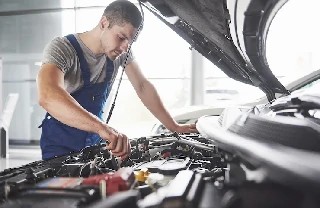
[{"xmin": 120, "ymin": 32, "xmax": 130, "ymax": 41}]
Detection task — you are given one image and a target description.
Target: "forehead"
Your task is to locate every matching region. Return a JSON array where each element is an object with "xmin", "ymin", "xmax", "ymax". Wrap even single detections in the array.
[{"xmin": 112, "ymin": 22, "xmax": 138, "ymax": 41}]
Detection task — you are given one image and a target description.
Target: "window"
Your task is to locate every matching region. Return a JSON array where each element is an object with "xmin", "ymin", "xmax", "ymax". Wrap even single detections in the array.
[{"xmin": 0, "ymin": 0, "xmax": 192, "ymax": 142}]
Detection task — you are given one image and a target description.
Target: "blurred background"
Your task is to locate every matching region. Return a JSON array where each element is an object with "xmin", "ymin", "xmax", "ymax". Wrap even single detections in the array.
[{"xmin": 0, "ymin": 0, "xmax": 319, "ymax": 146}]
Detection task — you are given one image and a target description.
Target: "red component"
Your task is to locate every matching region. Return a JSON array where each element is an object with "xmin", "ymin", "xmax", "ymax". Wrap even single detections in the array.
[
  {"xmin": 106, "ymin": 167, "xmax": 135, "ymax": 195},
  {"xmin": 82, "ymin": 167, "xmax": 135, "ymax": 195},
  {"xmin": 82, "ymin": 173, "xmax": 111, "ymax": 185},
  {"xmin": 162, "ymin": 151, "xmax": 171, "ymax": 158}
]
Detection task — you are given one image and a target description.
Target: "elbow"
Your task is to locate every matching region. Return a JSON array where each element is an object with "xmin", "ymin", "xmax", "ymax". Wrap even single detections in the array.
[
  {"xmin": 38, "ymin": 96, "xmax": 48, "ymax": 109},
  {"xmin": 38, "ymin": 92, "xmax": 51, "ymax": 110}
]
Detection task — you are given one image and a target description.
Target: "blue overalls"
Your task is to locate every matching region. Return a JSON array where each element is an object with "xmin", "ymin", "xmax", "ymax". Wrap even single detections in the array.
[{"xmin": 39, "ymin": 34, "xmax": 115, "ymax": 160}]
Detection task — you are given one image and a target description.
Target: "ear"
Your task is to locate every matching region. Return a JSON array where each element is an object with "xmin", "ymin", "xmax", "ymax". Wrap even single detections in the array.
[{"xmin": 99, "ymin": 16, "xmax": 109, "ymax": 30}]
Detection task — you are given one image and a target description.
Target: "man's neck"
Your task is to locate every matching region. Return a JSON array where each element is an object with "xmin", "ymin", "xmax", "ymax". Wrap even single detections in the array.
[{"xmin": 78, "ymin": 29, "xmax": 103, "ymax": 55}]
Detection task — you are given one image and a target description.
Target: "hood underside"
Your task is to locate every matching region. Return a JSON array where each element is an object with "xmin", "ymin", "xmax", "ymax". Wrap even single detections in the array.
[{"xmin": 141, "ymin": 0, "xmax": 289, "ymax": 101}]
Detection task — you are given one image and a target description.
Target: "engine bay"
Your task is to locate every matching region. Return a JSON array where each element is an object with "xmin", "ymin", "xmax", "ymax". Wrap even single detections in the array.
[
  {"xmin": 1, "ymin": 116, "xmax": 318, "ymax": 208},
  {"xmin": 0, "ymin": 133, "xmax": 225, "ymax": 208}
]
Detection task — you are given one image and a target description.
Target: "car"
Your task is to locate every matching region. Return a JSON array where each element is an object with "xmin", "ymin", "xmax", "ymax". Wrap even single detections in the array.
[
  {"xmin": 151, "ymin": 69, "xmax": 320, "ymax": 134},
  {"xmin": 1, "ymin": 0, "xmax": 320, "ymax": 208}
]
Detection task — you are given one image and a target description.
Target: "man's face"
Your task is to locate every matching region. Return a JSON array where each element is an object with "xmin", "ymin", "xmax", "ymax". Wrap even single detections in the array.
[{"xmin": 100, "ymin": 19, "xmax": 137, "ymax": 60}]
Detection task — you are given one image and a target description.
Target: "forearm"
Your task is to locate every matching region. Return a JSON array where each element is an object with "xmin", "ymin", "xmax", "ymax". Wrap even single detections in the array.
[
  {"xmin": 39, "ymin": 86, "xmax": 104, "ymax": 134},
  {"xmin": 39, "ymin": 84, "xmax": 131, "ymax": 158},
  {"xmin": 136, "ymin": 81, "xmax": 179, "ymax": 132}
]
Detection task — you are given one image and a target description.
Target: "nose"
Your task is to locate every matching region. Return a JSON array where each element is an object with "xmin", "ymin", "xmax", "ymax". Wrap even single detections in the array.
[{"xmin": 120, "ymin": 40, "xmax": 129, "ymax": 52}]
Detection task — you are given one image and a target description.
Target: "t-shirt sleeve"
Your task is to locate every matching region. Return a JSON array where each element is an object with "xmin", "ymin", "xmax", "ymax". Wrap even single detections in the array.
[{"xmin": 41, "ymin": 37, "xmax": 75, "ymax": 73}]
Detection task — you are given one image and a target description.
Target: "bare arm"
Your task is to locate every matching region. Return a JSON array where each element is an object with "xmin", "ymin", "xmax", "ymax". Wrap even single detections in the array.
[
  {"xmin": 37, "ymin": 63, "xmax": 130, "ymax": 158},
  {"xmin": 125, "ymin": 61, "xmax": 197, "ymax": 133},
  {"xmin": 37, "ymin": 63, "xmax": 104, "ymax": 133}
]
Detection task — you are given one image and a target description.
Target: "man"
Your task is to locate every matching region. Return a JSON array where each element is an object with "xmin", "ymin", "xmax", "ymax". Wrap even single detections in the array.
[{"xmin": 37, "ymin": 0, "xmax": 197, "ymax": 160}]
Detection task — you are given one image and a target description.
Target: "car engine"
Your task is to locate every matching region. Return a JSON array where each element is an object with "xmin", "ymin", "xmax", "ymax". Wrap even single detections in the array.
[
  {"xmin": 1, "ymin": 93, "xmax": 320, "ymax": 208},
  {"xmin": 0, "ymin": 132, "xmax": 226, "ymax": 208}
]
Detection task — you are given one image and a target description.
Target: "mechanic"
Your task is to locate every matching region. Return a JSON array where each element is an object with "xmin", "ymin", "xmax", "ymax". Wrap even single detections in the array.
[{"xmin": 37, "ymin": 0, "xmax": 197, "ymax": 160}]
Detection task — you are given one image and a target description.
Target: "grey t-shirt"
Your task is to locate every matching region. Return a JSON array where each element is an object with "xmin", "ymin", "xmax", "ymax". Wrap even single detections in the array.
[{"xmin": 42, "ymin": 33, "xmax": 133, "ymax": 94}]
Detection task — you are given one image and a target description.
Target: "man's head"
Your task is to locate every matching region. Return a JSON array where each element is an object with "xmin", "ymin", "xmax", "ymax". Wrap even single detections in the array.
[
  {"xmin": 103, "ymin": 0, "xmax": 142, "ymax": 29},
  {"xmin": 98, "ymin": 0, "xmax": 143, "ymax": 60}
]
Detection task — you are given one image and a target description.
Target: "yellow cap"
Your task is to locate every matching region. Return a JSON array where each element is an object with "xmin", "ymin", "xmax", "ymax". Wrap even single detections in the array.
[{"xmin": 134, "ymin": 169, "xmax": 150, "ymax": 182}]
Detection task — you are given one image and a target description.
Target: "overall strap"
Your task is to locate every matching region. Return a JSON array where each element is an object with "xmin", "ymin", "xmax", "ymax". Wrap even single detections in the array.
[
  {"xmin": 65, "ymin": 34, "xmax": 91, "ymax": 87},
  {"xmin": 105, "ymin": 57, "xmax": 115, "ymax": 84}
]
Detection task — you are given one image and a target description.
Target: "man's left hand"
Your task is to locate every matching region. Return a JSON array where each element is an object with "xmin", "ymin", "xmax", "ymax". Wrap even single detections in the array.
[{"xmin": 174, "ymin": 123, "xmax": 198, "ymax": 133}]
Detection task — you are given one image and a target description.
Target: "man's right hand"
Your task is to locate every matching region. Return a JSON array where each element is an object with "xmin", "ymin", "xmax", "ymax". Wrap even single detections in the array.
[{"xmin": 98, "ymin": 124, "xmax": 131, "ymax": 160}]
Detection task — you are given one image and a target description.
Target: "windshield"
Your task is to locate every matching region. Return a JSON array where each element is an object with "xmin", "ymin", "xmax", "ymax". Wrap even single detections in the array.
[{"xmin": 267, "ymin": 0, "xmax": 320, "ymax": 86}]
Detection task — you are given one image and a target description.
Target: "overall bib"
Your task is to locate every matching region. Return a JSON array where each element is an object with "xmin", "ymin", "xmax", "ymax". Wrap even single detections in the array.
[{"xmin": 39, "ymin": 34, "xmax": 115, "ymax": 160}]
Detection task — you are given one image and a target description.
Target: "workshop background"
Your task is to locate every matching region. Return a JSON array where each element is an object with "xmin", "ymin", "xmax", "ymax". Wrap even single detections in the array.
[{"xmin": 0, "ymin": 0, "xmax": 241, "ymax": 145}]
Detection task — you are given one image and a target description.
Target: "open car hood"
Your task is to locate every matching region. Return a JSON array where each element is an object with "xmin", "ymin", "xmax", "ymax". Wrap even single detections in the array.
[{"xmin": 141, "ymin": 0, "xmax": 290, "ymax": 101}]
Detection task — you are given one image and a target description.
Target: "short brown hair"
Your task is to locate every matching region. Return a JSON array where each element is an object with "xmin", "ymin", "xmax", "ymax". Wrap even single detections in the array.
[{"xmin": 103, "ymin": 0, "xmax": 142, "ymax": 29}]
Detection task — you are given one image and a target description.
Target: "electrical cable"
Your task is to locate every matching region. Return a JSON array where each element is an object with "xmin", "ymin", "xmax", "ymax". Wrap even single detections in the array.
[
  {"xmin": 106, "ymin": 0, "xmax": 145, "ymax": 124},
  {"xmin": 98, "ymin": 1, "xmax": 145, "ymax": 155}
]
